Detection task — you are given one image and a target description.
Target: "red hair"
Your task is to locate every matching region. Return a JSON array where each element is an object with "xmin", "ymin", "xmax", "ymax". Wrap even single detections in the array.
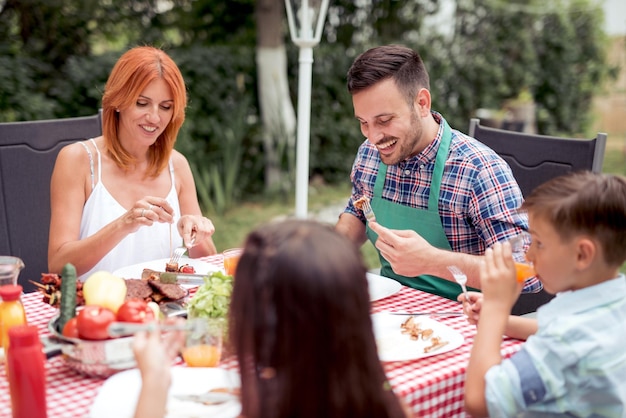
[{"xmin": 101, "ymin": 46, "xmax": 187, "ymax": 177}]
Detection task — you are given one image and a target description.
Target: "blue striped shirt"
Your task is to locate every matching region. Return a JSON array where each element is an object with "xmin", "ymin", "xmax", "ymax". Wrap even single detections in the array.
[{"xmin": 485, "ymin": 275, "xmax": 626, "ymax": 417}]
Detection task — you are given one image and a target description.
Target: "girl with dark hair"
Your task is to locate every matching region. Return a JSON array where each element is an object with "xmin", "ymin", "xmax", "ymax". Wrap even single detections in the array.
[{"xmin": 132, "ymin": 219, "xmax": 410, "ymax": 418}]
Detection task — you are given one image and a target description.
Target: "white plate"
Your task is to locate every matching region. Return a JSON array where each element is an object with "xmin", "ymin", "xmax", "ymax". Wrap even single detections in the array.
[
  {"xmin": 367, "ymin": 272, "xmax": 402, "ymax": 302},
  {"xmin": 372, "ymin": 312, "xmax": 464, "ymax": 361},
  {"xmin": 113, "ymin": 258, "xmax": 220, "ymax": 280},
  {"xmin": 89, "ymin": 367, "xmax": 241, "ymax": 418}
]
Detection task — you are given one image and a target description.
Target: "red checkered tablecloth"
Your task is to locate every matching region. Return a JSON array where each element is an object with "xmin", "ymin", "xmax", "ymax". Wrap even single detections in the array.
[{"xmin": 0, "ymin": 255, "xmax": 523, "ymax": 417}]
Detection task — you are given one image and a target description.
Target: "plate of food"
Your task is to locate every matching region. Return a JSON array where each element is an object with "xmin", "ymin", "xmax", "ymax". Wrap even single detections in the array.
[
  {"xmin": 367, "ymin": 272, "xmax": 402, "ymax": 302},
  {"xmin": 90, "ymin": 367, "xmax": 241, "ymax": 418},
  {"xmin": 113, "ymin": 258, "xmax": 220, "ymax": 281},
  {"xmin": 371, "ymin": 312, "xmax": 464, "ymax": 362}
]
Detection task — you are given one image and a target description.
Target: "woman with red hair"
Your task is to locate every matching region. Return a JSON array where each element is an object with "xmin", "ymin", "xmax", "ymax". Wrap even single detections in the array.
[{"xmin": 49, "ymin": 46, "xmax": 217, "ymax": 280}]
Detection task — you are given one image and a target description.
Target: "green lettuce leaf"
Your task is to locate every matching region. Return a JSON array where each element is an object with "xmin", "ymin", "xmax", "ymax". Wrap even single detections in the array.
[{"xmin": 187, "ymin": 271, "xmax": 234, "ymax": 319}]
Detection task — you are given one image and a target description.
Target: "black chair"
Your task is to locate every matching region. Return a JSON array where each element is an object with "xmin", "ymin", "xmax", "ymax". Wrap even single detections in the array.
[
  {"xmin": 469, "ymin": 118, "xmax": 607, "ymax": 197},
  {"xmin": 0, "ymin": 112, "xmax": 102, "ymax": 292},
  {"xmin": 468, "ymin": 118, "xmax": 607, "ymax": 315}
]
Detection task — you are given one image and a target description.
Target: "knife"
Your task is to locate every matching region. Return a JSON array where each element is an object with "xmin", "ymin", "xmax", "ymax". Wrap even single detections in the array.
[{"xmin": 141, "ymin": 268, "xmax": 209, "ymax": 285}]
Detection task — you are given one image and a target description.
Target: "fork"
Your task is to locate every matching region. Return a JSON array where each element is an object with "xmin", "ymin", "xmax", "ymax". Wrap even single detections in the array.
[
  {"xmin": 169, "ymin": 246, "xmax": 187, "ymax": 266},
  {"xmin": 361, "ymin": 199, "xmax": 376, "ymax": 222},
  {"xmin": 447, "ymin": 265, "xmax": 469, "ymax": 302}
]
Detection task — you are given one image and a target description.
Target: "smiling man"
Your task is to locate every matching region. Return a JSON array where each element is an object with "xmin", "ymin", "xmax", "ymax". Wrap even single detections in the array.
[{"xmin": 335, "ymin": 44, "xmax": 540, "ymax": 300}]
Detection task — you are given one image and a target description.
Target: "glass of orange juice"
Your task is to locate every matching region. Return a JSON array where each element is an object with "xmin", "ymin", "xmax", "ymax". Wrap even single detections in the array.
[
  {"xmin": 181, "ymin": 317, "xmax": 224, "ymax": 367},
  {"xmin": 514, "ymin": 262, "xmax": 536, "ymax": 283},
  {"xmin": 509, "ymin": 232, "xmax": 535, "ymax": 283},
  {"xmin": 223, "ymin": 248, "xmax": 243, "ymax": 276}
]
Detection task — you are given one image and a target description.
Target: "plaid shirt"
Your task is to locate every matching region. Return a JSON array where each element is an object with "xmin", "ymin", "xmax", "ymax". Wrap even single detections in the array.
[{"xmin": 345, "ymin": 112, "xmax": 542, "ymax": 293}]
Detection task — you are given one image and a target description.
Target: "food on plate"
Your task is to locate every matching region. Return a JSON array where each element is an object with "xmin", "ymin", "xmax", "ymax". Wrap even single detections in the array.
[
  {"xmin": 187, "ymin": 271, "xmax": 233, "ymax": 319},
  {"xmin": 179, "ymin": 264, "xmax": 195, "ymax": 274},
  {"xmin": 124, "ymin": 278, "xmax": 187, "ymax": 304},
  {"xmin": 165, "ymin": 261, "xmax": 179, "ymax": 272},
  {"xmin": 148, "ymin": 280, "xmax": 187, "ymax": 302},
  {"xmin": 31, "ymin": 273, "xmax": 85, "ymax": 308},
  {"xmin": 116, "ymin": 299, "xmax": 155, "ymax": 323},
  {"xmin": 36, "ymin": 275, "xmax": 187, "ymax": 309},
  {"xmin": 83, "ymin": 271, "xmax": 128, "ymax": 314},
  {"xmin": 125, "ymin": 279, "xmax": 154, "ymax": 300},
  {"xmin": 424, "ymin": 336, "xmax": 449, "ymax": 353},
  {"xmin": 164, "ymin": 260, "xmax": 196, "ymax": 273},
  {"xmin": 165, "ymin": 262, "xmax": 196, "ymax": 273},
  {"xmin": 400, "ymin": 316, "xmax": 449, "ymax": 353},
  {"xmin": 141, "ymin": 268, "xmax": 203, "ymax": 284},
  {"xmin": 211, "ymin": 387, "xmax": 241, "ymax": 396},
  {"xmin": 76, "ymin": 305, "xmax": 117, "ymax": 340},
  {"xmin": 353, "ymin": 195, "xmax": 370, "ymax": 211}
]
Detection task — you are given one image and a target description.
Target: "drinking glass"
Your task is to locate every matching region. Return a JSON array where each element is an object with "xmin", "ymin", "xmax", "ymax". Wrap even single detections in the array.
[
  {"xmin": 0, "ymin": 257, "xmax": 24, "ymax": 287},
  {"xmin": 222, "ymin": 248, "xmax": 243, "ymax": 276},
  {"xmin": 509, "ymin": 232, "xmax": 536, "ymax": 283},
  {"xmin": 181, "ymin": 317, "xmax": 224, "ymax": 367}
]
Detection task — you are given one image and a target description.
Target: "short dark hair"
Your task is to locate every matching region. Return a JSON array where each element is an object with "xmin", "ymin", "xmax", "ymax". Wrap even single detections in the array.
[
  {"xmin": 522, "ymin": 171, "xmax": 626, "ymax": 266},
  {"xmin": 347, "ymin": 44, "xmax": 430, "ymax": 106},
  {"xmin": 229, "ymin": 219, "xmax": 406, "ymax": 418}
]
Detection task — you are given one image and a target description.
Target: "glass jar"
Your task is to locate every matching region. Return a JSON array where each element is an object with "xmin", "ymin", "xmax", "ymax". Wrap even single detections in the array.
[
  {"xmin": 0, "ymin": 284, "xmax": 27, "ymax": 354},
  {"xmin": 0, "ymin": 256, "xmax": 24, "ymax": 287}
]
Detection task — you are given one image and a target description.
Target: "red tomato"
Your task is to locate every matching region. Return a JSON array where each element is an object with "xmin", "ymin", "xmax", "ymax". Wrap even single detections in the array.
[
  {"xmin": 76, "ymin": 305, "xmax": 116, "ymax": 340},
  {"xmin": 116, "ymin": 299, "xmax": 155, "ymax": 323},
  {"xmin": 179, "ymin": 264, "xmax": 195, "ymax": 273},
  {"xmin": 62, "ymin": 317, "xmax": 79, "ymax": 339}
]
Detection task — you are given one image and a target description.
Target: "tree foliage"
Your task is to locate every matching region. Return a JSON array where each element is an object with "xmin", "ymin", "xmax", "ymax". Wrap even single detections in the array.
[
  {"xmin": 429, "ymin": 0, "xmax": 612, "ymax": 134},
  {"xmin": 0, "ymin": 0, "xmax": 615, "ymax": 210}
]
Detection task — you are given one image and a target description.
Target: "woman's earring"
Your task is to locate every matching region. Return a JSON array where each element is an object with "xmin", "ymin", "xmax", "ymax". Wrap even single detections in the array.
[{"xmin": 115, "ymin": 108, "xmax": 120, "ymax": 112}]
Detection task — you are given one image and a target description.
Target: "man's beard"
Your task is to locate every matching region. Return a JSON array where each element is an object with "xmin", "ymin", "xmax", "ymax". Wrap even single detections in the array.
[{"xmin": 378, "ymin": 112, "xmax": 423, "ymax": 166}]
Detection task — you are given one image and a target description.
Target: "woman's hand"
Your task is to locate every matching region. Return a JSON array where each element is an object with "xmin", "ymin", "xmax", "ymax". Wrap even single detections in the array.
[
  {"xmin": 121, "ymin": 197, "xmax": 174, "ymax": 232},
  {"xmin": 178, "ymin": 215, "xmax": 216, "ymax": 249}
]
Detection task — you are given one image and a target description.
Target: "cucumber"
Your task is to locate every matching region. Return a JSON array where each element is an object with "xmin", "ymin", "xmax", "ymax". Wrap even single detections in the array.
[{"xmin": 57, "ymin": 263, "xmax": 77, "ymax": 333}]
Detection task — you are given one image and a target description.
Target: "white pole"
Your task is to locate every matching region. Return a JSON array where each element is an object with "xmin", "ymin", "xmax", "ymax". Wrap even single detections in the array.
[{"xmin": 295, "ymin": 46, "xmax": 313, "ymax": 218}]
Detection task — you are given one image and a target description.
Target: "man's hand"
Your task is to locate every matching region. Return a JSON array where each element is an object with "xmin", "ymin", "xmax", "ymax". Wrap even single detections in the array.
[{"xmin": 369, "ymin": 221, "xmax": 436, "ymax": 277}]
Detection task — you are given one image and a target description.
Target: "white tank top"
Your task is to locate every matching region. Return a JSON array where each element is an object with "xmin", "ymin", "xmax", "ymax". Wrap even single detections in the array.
[{"xmin": 78, "ymin": 139, "xmax": 183, "ymax": 281}]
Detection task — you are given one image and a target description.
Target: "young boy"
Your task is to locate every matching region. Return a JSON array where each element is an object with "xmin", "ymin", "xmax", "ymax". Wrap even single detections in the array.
[{"xmin": 462, "ymin": 171, "xmax": 626, "ymax": 417}]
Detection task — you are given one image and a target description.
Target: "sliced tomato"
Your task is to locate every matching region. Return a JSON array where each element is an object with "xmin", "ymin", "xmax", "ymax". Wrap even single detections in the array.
[
  {"xmin": 62, "ymin": 317, "xmax": 79, "ymax": 339},
  {"xmin": 116, "ymin": 299, "xmax": 155, "ymax": 323},
  {"xmin": 76, "ymin": 305, "xmax": 116, "ymax": 340},
  {"xmin": 179, "ymin": 264, "xmax": 195, "ymax": 274}
]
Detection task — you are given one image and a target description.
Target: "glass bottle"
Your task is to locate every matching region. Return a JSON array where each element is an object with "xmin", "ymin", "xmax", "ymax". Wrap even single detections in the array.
[
  {"xmin": 0, "ymin": 284, "xmax": 27, "ymax": 356},
  {"xmin": 7, "ymin": 325, "xmax": 47, "ymax": 418}
]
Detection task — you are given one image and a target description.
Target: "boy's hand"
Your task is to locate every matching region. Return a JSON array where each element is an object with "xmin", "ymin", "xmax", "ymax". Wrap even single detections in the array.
[
  {"xmin": 480, "ymin": 242, "xmax": 522, "ymax": 310},
  {"xmin": 457, "ymin": 291, "xmax": 483, "ymax": 325}
]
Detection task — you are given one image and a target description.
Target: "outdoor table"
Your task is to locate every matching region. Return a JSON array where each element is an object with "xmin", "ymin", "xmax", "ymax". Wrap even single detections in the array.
[{"xmin": 0, "ymin": 255, "xmax": 524, "ymax": 417}]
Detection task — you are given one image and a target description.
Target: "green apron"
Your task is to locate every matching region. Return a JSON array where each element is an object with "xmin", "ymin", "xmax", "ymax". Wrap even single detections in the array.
[{"xmin": 366, "ymin": 120, "xmax": 474, "ymax": 300}]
